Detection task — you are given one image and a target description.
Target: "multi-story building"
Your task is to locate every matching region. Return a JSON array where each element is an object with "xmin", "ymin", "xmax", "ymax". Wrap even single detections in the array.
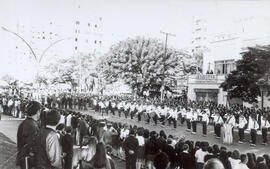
[
  {"xmin": 190, "ymin": 17, "xmax": 209, "ymax": 72},
  {"xmin": 188, "ymin": 16, "xmax": 270, "ymax": 105}
]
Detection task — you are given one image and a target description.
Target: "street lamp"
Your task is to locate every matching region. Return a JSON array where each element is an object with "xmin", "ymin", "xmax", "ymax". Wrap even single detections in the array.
[{"xmin": 2, "ymin": 26, "xmax": 71, "ymax": 64}]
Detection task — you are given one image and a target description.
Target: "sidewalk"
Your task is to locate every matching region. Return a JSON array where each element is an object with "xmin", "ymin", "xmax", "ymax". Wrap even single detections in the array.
[
  {"xmin": 0, "ymin": 114, "xmax": 23, "ymax": 143},
  {"xmin": 0, "ymin": 115, "xmax": 18, "ymax": 169}
]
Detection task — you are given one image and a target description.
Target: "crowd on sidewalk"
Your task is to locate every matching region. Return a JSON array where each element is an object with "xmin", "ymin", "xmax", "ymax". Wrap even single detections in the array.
[{"xmin": 11, "ymin": 92, "xmax": 270, "ymax": 169}]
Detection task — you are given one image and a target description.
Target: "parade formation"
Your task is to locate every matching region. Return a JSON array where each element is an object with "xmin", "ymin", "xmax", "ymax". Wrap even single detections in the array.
[{"xmin": 1, "ymin": 1, "xmax": 270, "ymax": 169}]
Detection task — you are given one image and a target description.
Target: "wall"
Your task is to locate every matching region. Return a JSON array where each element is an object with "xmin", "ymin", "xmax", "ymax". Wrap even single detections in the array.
[{"xmin": 187, "ymin": 74, "xmax": 227, "ymax": 105}]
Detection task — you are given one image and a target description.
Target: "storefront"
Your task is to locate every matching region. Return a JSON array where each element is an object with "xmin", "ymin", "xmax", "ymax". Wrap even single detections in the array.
[{"xmin": 187, "ymin": 74, "xmax": 228, "ymax": 105}]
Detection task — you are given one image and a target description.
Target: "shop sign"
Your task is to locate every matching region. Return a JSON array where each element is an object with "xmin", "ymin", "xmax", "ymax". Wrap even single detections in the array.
[{"xmin": 195, "ymin": 74, "xmax": 217, "ymax": 84}]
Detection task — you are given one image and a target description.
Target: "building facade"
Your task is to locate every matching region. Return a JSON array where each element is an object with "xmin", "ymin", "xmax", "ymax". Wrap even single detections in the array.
[{"xmin": 187, "ymin": 16, "xmax": 270, "ymax": 106}]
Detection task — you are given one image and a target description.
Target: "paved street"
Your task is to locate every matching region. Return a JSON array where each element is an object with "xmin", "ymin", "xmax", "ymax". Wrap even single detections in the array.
[
  {"xmin": 0, "ymin": 109, "xmax": 269, "ymax": 169},
  {"xmin": 80, "ymin": 109, "xmax": 270, "ymax": 156}
]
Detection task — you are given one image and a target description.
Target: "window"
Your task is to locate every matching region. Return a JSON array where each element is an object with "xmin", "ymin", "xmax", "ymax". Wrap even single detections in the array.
[
  {"xmin": 88, "ymin": 23, "xmax": 90, "ymax": 27},
  {"xmin": 42, "ymin": 37, "xmax": 45, "ymax": 39},
  {"xmin": 95, "ymin": 24, "xmax": 97, "ymax": 28},
  {"xmin": 94, "ymin": 40, "xmax": 97, "ymax": 44},
  {"xmin": 99, "ymin": 41, "xmax": 102, "ymax": 44},
  {"xmin": 75, "ymin": 46, "xmax": 77, "ymax": 50},
  {"xmin": 75, "ymin": 38, "xmax": 78, "ymax": 42},
  {"xmin": 76, "ymin": 21, "xmax": 80, "ymax": 25},
  {"xmin": 214, "ymin": 60, "xmax": 236, "ymax": 75}
]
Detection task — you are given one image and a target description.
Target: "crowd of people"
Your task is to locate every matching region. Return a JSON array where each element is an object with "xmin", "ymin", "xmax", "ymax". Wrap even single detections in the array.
[
  {"xmin": 12, "ymin": 92, "xmax": 270, "ymax": 169},
  {"xmin": 91, "ymin": 95, "xmax": 270, "ymax": 146}
]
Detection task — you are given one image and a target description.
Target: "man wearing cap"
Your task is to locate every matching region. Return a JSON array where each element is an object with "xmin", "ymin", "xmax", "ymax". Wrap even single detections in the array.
[{"xmin": 16, "ymin": 101, "xmax": 41, "ymax": 169}]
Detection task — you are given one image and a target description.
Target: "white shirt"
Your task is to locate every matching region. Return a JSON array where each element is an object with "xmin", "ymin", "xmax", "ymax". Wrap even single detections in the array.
[
  {"xmin": 235, "ymin": 163, "xmax": 249, "ymax": 169},
  {"xmin": 238, "ymin": 116, "xmax": 247, "ymax": 128},
  {"xmin": 99, "ymin": 101, "xmax": 105, "ymax": 108},
  {"xmin": 213, "ymin": 114, "xmax": 223, "ymax": 124},
  {"xmin": 229, "ymin": 158, "xmax": 241, "ymax": 169},
  {"xmin": 261, "ymin": 117, "xmax": 270, "ymax": 128},
  {"xmin": 202, "ymin": 113, "xmax": 209, "ymax": 124},
  {"xmin": 226, "ymin": 115, "xmax": 236, "ymax": 126},
  {"xmin": 130, "ymin": 104, "xmax": 136, "ymax": 111},
  {"xmin": 181, "ymin": 108, "xmax": 187, "ymax": 117},
  {"xmin": 136, "ymin": 135, "xmax": 145, "ymax": 146},
  {"xmin": 247, "ymin": 117, "xmax": 259, "ymax": 130},
  {"xmin": 120, "ymin": 128, "xmax": 129, "ymax": 139},
  {"xmin": 170, "ymin": 109, "xmax": 178, "ymax": 119},
  {"xmin": 8, "ymin": 99, "xmax": 13, "ymax": 107},
  {"xmin": 186, "ymin": 111, "xmax": 192, "ymax": 119},
  {"xmin": 66, "ymin": 114, "xmax": 72, "ymax": 127},
  {"xmin": 59, "ymin": 115, "xmax": 65, "ymax": 124},
  {"xmin": 191, "ymin": 112, "xmax": 198, "ymax": 121},
  {"xmin": 195, "ymin": 149, "xmax": 208, "ymax": 163}
]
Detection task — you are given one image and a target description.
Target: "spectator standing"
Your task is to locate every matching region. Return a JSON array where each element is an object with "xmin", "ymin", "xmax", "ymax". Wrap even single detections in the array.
[
  {"xmin": 89, "ymin": 142, "xmax": 112, "ymax": 169},
  {"xmin": 177, "ymin": 144, "xmax": 193, "ymax": 169},
  {"xmin": 62, "ymin": 126, "xmax": 74, "ymax": 169},
  {"xmin": 34, "ymin": 109, "xmax": 62, "ymax": 169},
  {"xmin": 145, "ymin": 131, "xmax": 159, "ymax": 169},
  {"xmin": 123, "ymin": 129, "xmax": 139, "ymax": 169},
  {"xmin": 135, "ymin": 128, "xmax": 145, "ymax": 169},
  {"xmin": 228, "ymin": 150, "xmax": 241, "ymax": 169},
  {"xmin": 195, "ymin": 144, "xmax": 208, "ymax": 169},
  {"xmin": 235, "ymin": 154, "xmax": 249, "ymax": 169},
  {"xmin": 154, "ymin": 152, "xmax": 170, "ymax": 169},
  {"xmin": 16, "ymin": 101, "xmax": 41, "ymax": 169}
]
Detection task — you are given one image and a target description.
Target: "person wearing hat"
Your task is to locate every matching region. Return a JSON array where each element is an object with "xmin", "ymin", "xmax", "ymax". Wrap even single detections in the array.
[{"xmin": 16, "ymin": 101, "xmax": 42, "ymax": 169}]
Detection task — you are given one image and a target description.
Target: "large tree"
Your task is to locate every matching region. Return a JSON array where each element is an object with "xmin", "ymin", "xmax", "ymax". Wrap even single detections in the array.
[
  {"xmin": 98, "ymin": 36, "xmax": 195, "ymax": 95},
  {"xmin": 220, "ymin": 45, "xmax": 270, "ymax": 103},
  {"xmin": 46, "ymin": 53, "xmax": 97, "ymax": 91}
]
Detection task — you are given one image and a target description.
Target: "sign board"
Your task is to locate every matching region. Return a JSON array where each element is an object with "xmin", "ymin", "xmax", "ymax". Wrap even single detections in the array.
[{"xmin": 195, "ymin": 74, "xmax": 217, "ymax": 84}]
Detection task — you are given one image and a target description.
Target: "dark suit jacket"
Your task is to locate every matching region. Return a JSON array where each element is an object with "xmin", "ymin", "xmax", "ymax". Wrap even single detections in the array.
[
  {"xmin": 16, "ymin": 117, "xmax": 39, "ymax": 166},
  {"xmin": 177, "ymin": 152, "xmax": 193, "ymax": 169},
  {"xmin": 123, "ymin": 135, "xmax": 139, "ymax": 157},
  {"xmin": 62, "ymin": 133, "xmax": 73, "ymax": 169}
]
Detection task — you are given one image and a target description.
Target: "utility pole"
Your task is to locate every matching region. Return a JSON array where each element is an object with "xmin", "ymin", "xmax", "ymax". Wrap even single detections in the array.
[{"xmin": 160, "ymin": 31, "xmax": 176, "ymax": 102}]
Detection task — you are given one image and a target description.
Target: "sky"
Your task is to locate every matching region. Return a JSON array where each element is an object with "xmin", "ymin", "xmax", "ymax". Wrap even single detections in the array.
[{"xmin": 0, "ymin": 0, "xmax": 270, "ymax": 82}]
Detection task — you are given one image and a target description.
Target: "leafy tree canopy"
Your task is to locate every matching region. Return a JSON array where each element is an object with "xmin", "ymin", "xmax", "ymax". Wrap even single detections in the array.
[
  {"xmin": 45, "ymin": 53, "xmax": 97, "ymax": 90},
  {"xmin": 98, "ymin": 36, "xmax": 196, "ymax": 95},
  {"xmin": 220, "ymin": 45, "xmax": 270, "ymax": 103}
]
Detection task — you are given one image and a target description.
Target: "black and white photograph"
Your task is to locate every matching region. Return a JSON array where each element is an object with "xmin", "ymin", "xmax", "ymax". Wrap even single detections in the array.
[{"xmin": 0, "ymin": 0, "xmax": 270, "ymax": 169}]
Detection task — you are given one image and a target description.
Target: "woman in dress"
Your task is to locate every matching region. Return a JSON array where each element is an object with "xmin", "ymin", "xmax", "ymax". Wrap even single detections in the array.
[{"xmin": 222, "ymin": 113, "xmax": 235, "ymax": 144}]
